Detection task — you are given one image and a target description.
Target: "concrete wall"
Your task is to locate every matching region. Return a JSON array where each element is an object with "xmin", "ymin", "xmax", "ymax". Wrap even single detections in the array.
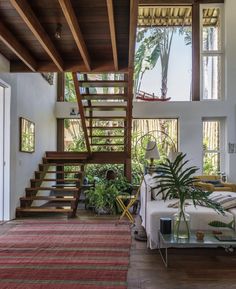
[{"xmin": 0, "ymin": 73, "xmax": 57, "ymax": 219}]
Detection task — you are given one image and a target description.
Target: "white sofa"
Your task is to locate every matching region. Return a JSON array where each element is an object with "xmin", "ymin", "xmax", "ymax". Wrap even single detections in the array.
[{"xmin": 140, "ymin": 174, "xmax": 236, "ymax": 249}]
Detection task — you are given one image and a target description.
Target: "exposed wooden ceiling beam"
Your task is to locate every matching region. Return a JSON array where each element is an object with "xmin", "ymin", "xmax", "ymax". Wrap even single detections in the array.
[
  {"xmin": 72, "ymin": 72, "xmax": 91, "ymax": 155},
  {"xmin": 129, "ymin": 0, "xmax": 139, "ymax": 68},
  {"xmin": 58, "ymin": 0, "xmax": 91, "ymax": 71},
  {"xmin": 10, "ymin": 0, "xmax": 64, "ymax": 71},
  {"xmin": 0, "ymin": 21, "xmax": 37, "ymax": 71},
  {"xmin": 139, "ymin": 0, "xmax": 224, "ymax": 4},
  {"xmin": 106, "ymin": 0, "xmax": 118, "ymax": 71}
]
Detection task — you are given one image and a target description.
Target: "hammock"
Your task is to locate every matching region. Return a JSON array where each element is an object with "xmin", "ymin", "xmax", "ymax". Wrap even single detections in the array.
[{"xmin": 136, "ymin": 90, "xmax": 171, "ymax": 102}]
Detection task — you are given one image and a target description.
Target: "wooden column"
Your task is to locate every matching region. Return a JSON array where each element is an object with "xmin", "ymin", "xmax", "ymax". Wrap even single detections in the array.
[
  {"xmin": 57, "ymin": 119, "xmax": 64, "ymax": 152},
  {"xmin": 57, "ymin": 73, "xmax": 65, "ymax": 101},
  {"xmin": 192, "ymin": 2, "xmax": 200, "ymax": 101},
  {"xmin": 124, "ymin": 158, "xmax": 132, "ymax": 182}
]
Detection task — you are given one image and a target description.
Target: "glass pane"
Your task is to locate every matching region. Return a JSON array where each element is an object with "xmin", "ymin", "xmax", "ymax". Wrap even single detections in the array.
[
  {"xmin": 132, "ymin": 119, "xmax": 178, "ymax": 182},
  {"xmin": 203, "ymin": 120, "xmax": 220, "ymax": 151},
  {"xmin": 64, "ymin": 119, "xmax": 86, "ymax": 151},
  {"xmin": 202, "ymin": 8, "xmax": 221, "ymax": 51},
  {"xmin": 65, "ymin": 73, "xmax": 76, "ymax": 102},
  {"xmin": 135, "ymin": 6, "xmax": 192, "ymax": 101},
  {"xmin": 203, "ymin": 152, "xmax": 220, "ymax": 175},
  {"xmin": 202, "ymin": 56, "xmax": 222, "ymax": 100}
]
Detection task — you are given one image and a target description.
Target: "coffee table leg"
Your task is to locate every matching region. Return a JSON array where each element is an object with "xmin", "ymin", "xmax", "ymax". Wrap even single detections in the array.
[{"xmin": 158, "ymin": 231, "xmax": 168, "ymax": 267}]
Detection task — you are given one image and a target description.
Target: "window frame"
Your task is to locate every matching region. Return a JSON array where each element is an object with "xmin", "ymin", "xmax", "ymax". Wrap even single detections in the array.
[
  {"xmin": 202, "ymin": 117, "xmax": 225, "ymax": 175},
  {"xmin": 200, "ymin": 4, "xmax": 225, "ymax": 101}
]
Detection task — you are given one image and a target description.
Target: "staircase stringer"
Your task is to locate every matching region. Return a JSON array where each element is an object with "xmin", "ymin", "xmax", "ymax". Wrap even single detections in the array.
[{"xmin": 72, "ymin": 72, "xmax": 91, "ymax": 154}]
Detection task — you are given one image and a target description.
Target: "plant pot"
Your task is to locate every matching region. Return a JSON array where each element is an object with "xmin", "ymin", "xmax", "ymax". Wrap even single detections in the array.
[{"xmin": 173, "ymin": 201, "xmax": 190, "ymax": 239}]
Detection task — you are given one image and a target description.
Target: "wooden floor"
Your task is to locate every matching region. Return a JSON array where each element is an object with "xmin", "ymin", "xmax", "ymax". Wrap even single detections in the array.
[
  {"xmin": 1, "ymin": 211, "xmax": 236, "ymax": 289},
  {"xmin": 128, "ymin": 218, "xmax": 236, "ymax": 289}
]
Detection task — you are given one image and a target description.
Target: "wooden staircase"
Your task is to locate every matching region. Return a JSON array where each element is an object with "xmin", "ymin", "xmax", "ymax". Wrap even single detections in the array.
[
  {"xmin": 72, "ymin": 73, "xmax": 132, "ymax": 154},
  {"xmin": 16, "ymin": 152, "xmax": 88, "ymax": 218}
]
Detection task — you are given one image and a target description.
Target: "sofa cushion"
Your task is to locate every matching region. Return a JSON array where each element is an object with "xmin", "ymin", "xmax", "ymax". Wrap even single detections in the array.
[
  {"xmin": 209, "ymin": 192, "xmax": 236, "ymax": 209},
  {"xmin": 205, "ymin": 180, "xmax": 224, "ymax": 187}
]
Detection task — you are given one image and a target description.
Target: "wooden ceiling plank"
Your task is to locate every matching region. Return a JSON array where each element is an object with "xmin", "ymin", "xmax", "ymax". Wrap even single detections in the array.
[
  {"xmin": 106, "ymin": 0, "xmax": 118, "ymax": 71},
  {"xmin": 0, "ymin": 21, "xmax": 37, "ymax": 71},
  {"xmin": 58, "ymin": 0, "xmax": 91, "ymax": 71},
  {"xmin": 10, "ymin": 0, "xmax": 64, "ymax": 71},
  {"xmin": 72, "ymin": 72, "xmax": 91, "ymax": 154}
]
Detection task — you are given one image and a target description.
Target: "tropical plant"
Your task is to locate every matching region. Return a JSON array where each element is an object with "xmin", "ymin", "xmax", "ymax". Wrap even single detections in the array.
[
  {"xmin": 85, "ymin": 181, "xmax": 119, "ymax": 214},
  {"xmin": 153, "ymin": 153, "xmax": 224, "ymax": 238},
  {"xmin": 85, "ymin": 176, "xmax": 132, "ymax": 214},
  {"xmin": 135, "ymin": 27, "xmax": 175, "ymax": 98}
]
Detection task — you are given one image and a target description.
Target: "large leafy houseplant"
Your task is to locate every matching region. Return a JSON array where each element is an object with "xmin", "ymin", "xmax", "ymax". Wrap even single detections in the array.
[
  {"xmin": 153, "ymin": 153, "xmax": 224, "ymax": 238},
  {"xmin": 85, "ymin": 177, "xmax": 132, "ymax": 215}
]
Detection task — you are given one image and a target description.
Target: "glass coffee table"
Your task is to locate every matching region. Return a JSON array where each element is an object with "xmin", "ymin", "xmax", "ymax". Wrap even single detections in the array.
[{"xmin": 158, "ymin": 231, "xmax": 236, "ymax": 267}]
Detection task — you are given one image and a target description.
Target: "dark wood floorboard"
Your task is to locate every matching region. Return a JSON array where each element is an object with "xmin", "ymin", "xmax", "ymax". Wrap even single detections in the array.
[{"xmin": 128, "ymin": 217, "xmax": 236, "ymax": 289}]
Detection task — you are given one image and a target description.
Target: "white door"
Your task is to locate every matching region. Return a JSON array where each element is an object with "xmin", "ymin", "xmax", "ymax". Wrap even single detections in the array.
[{"xmin": 0, "ymin": 81, "xmax": 10, "ymax": 221}]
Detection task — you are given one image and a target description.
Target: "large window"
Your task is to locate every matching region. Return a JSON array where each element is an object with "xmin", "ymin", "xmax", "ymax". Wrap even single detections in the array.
[
  {"xmin": 132, "ymin": 118, "xmax": 178, "ymax": 182},
  {"xmin": 136, "ymin": 6, "xmax": 192, "ymax": 101},
  {"xmin": 201, "ymin": 5, "xmax": 224, "ymax": 100},
  {"xmin": 202, "ymin": 118, "xmax": 225, "ymax": 175}
]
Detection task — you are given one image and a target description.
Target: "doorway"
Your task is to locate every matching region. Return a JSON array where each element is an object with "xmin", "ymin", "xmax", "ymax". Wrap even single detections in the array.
[{"xmin": 0, "ymin": 80, "xmax": 10, "ymax": 221}]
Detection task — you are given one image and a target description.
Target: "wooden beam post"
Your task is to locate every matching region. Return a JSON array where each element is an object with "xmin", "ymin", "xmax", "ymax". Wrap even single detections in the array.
[
  {"xmin": 57, "ymin": 73, "xmax": 65, "ymax": 101},
  {"xmin": 57, "ymin": 119, "xmax": 64, "ymax": 152},
  {"xmin": 192, "ymin": 2, "xmax": 200, "ymax": 101},
  {"xmin": 106, "ymin": 0, "xmax": 118, "ymax": 70},
  {"xmin": 124, "ymin": 158, "xmax": 132, "ymax": 182}
]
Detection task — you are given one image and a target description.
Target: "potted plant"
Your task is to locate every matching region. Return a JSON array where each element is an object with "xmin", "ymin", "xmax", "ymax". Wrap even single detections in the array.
[{"xmin": 153, "ymin": 153, "xmax": 224, "ymax": 239}]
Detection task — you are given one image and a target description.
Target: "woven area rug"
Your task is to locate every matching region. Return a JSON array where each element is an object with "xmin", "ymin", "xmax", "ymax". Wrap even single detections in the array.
[{"xmin": 0, "ymin": 220, "xmax": 131, "ymax": 289}]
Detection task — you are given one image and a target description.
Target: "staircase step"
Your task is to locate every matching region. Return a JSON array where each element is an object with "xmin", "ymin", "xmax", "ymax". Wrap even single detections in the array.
[
  {"xmin": 31, "ymin": 178, "xmax": 79, "ymax": 182},
  {"xmin": 42, "ymin": 160, "xmax": 84, "ymax": 166},
  {"xmin": 16, "ymin": 207, "xmax": 73, "ymax": 217},
  {"xmin": 84, "ymin": 106, "xmax": 127, "ymax": 111},
  {"xmin": 87, "ymin": 126, "xmax": 125, "ymax": 130},
  {"xmin": 21, "ymin": 196, "xmax": 76, "ymax": 202},
  {"xmin": 26, "ymin": 187, "xmax": 79, "ymax": 192},
  {"xmin": 35, "ymin": 170, "xmax": 83, "ymax": 174},
  {"xmin": 81, "ymin": 94, "xmax": 126, "ymax": 100},
  {"xmin": 79, "ymin": 80, "xmax": 128, "ymax": 88},
  {"xmin": 85, "ymin": 117, "xmax": 126, "ymax": 120},
  {"xmin": 89, "ymin": 135, "xmax": 124, "ymax": 138},
  {"xmin": 91, "ymin": 143, "xmax": 124, "ymax": 146}
]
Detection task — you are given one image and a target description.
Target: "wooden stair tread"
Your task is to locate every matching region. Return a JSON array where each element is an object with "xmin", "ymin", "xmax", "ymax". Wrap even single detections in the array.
[
  {"xmin": 41, "ymin": 162, "xmax": 84, "ymax": 166},
  {"xmin": 35, "ymin": 171, "xmax": 83, "ymax": 174},
  {"xmin": 21, "ymin": 196, "xmax": 76, "ymax": 201},
  {"xmin": 91, "ymin": 143, "xmax": 124, "ymax": 146},
  {"xmin": 26, "ymin": 187, "xmax": 79, "ymax": 191},
  {"xmin": 84, "ymin": 106, "xmax": 127, "ymax": 111},
  {"xmin": 16, "ymin": 207, "xmax": 73, "ymax": 213},
  {"xmin": 79, "ymin": 80, "xmax": 128, "ymax": 87},
  {"xmin": 31, "ymin": 178, "xmax": 79, "ymax": 182},
  {"xmin": 85, "ymin": 116, "xmax": 126, "ymax": 120},
  {"xmin": 86, "ymin": 126, "xmax": 125, "ymax": 129},
  {"xmin": 82, "ymin": 94, "xmax": 126, "ymax": 100},
  {"xmin": 89, "ymin": 135, "xmax": 124, "ymax": 138}
]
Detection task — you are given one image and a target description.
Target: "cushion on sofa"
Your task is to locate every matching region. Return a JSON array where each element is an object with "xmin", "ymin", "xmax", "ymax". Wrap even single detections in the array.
[
  {"xmin": 205, "ymin": 180, "xmax": 224, "ymax": 187},
  {"xmin": 209, "ymin": 192, "xmax": 236, "ymax": 209}
]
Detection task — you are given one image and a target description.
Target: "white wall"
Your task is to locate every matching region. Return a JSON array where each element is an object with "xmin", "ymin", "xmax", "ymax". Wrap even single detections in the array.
[
  {"xmin": 0, "ymin": 73, "xmax": 57, "ymax": 219},
  {"xmin": 0, "ymin": 54, "xmax": 10, "ymax": 72}
]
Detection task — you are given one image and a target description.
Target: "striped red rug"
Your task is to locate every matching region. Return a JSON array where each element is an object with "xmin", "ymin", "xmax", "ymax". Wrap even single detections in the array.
[{"xmin": 0, "ymin": 220, "xmax": 131, "ymax": 289}]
